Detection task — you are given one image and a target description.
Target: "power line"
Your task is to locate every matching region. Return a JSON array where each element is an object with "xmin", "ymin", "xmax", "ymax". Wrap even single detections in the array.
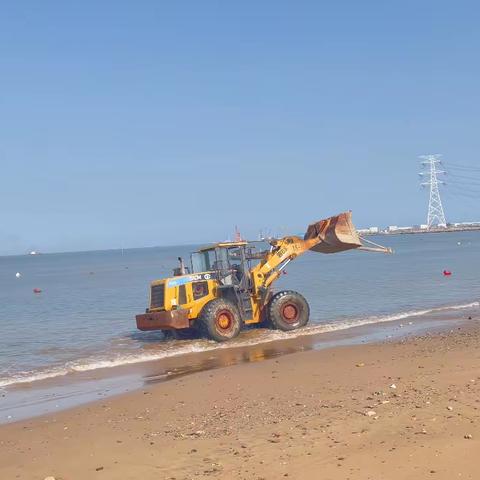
[
  {"xmin": 419, "ymin": 154, "xmax": 447, "ymax": 228},
  {"xmin": 447, "ymin": 189, "xmax": 480, "ymax": 200},
  {"xmin": 447, "ymin": 184, "xmax": 480, "ymax": 197},
  {"xmin": 447, "ymin": 172, "xmax": 480, "ymax": 184},
  {"xmin": 444, "ymin": 162, "xmax": 480, "ymax": 174}
]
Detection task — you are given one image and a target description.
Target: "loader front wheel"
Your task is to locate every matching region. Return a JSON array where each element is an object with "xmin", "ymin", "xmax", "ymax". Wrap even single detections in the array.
[
  {"xmin": 197, "ymin": 299, "xmax": 242, "ymax": 342},
  {"xmin": 267, "ymin": 290, "xmax": 309, "ymax": 331}
]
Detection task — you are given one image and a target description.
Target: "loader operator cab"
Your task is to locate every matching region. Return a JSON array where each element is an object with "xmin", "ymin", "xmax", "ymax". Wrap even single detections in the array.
[{"xmin": 190, "ymin": 242, "xmax": 251, "ymax": 289}]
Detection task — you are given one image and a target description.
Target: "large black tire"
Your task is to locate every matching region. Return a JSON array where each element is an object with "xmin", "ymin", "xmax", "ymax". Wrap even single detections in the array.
[
  {"xmin": 267, "ymin": 290, "xmax": 309, "ymax": 331},
  {"xmin": 197, "ymin": 298, "xmax": 242, "ymax": 342}
]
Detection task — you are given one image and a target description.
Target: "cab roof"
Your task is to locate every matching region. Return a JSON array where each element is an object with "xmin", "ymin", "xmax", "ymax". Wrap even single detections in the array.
[{"xmin": 198, "ymin": 241, "xmax": 248, "ymax": 252}]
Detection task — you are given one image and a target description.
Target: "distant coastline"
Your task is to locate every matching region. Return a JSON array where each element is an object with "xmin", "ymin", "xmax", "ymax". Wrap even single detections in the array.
[{"xmin": 363, "ymin": 225, "xmax": 480, "ymax": 236}]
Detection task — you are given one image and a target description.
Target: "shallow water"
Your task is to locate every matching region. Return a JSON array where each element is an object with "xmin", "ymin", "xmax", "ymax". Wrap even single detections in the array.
[{"xmin": 0, "ymin": 231, "xmax": 479, "ymax": 388}]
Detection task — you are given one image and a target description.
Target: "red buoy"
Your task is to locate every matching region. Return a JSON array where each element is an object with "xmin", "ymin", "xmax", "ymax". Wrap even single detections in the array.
[
  {"xmin": 33, "ymin": 288, "xmax": 42, "ymax": 294},
  {"xmin": 443, "ymin": 270, "xmax": 452, "ymax": 276}
]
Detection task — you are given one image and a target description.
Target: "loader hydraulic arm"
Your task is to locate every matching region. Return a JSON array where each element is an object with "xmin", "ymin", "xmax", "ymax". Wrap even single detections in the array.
[
  {"xmin": 251, "ymin": 235, "xmax": 320, "ymax": 293},
  {"xmin": 249, "ymin": 211, "xmax": 390, "ymax": 299}
]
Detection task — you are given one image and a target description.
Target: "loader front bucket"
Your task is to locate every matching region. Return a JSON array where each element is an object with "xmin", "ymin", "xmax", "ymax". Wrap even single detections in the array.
[{"xmin": 304, "ymin": 211, "xmax": 363, "ymax": 254}]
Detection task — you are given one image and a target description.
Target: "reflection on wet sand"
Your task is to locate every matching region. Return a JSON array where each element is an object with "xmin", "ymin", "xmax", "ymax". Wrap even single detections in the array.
[{"xmin": 143, "ymin": 344, "xmax": 304, "ymax": 385}]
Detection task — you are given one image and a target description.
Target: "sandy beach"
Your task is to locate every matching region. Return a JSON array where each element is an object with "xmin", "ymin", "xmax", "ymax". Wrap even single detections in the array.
[{"xmin": 1, "ymin": 316, "xmax": 479, "ymax": 479}]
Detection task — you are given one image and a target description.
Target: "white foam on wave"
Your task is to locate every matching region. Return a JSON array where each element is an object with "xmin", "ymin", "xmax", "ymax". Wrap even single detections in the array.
[
  {"xmin": 0, "ymin": 343, "xmax": 215, "ymax": 388},
  {"xmin": 1, "ymin": 300, "xmax": 478, "ymax": 388}
]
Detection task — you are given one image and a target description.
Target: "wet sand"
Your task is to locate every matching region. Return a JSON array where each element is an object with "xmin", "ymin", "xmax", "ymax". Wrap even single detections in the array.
[{"xmin": 1, "ymin": 313, "xmax": 480, "ymax": 479}]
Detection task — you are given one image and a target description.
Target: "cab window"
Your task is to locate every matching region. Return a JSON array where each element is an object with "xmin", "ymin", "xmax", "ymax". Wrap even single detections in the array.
[
  {"xmin": 191, "ymin": 251, "xmax": 214, "ymax": 273},
  {"xmin": 178, "ymin": 284, "xmax": 187, "ymax": 305}
]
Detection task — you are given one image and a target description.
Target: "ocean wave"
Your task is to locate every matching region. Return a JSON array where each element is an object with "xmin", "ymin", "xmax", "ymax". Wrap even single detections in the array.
[{"xmin": 1, "ymin": 300, "xmax": 478, "ymax": 389}]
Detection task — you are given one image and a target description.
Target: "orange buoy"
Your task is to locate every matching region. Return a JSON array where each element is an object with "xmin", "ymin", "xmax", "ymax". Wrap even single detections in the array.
[
  {"xmin": 443, "ymin": 270, "xmax": 452, "ymax": 276},
  {"xmin": 33, "ymin": 288, "xmax": 42, "ymax": 294}
]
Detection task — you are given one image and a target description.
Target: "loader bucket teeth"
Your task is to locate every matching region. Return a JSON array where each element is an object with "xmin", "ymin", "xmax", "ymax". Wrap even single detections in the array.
[{"xmin": 304, "ymin": 211, "xmax": 363, "ymax": 254}]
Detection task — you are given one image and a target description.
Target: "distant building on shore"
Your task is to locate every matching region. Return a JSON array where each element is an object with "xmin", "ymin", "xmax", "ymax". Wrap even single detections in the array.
[
  {"xmin": 362, "ymin": 221, "xmax": 480, "ymax": 236},
  {"xmin": 452, "ymin": 221, "xmax": 480, "ymax": 227},
  {"xmin": 357, "ymin": 226, "xmax": 380, "ymax": 235}
]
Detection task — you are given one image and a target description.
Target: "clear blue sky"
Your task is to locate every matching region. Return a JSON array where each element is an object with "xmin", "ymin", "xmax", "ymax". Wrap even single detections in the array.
[{"xmin": 1, "ymin": 1, "xmax": 479, "ymax": 255}]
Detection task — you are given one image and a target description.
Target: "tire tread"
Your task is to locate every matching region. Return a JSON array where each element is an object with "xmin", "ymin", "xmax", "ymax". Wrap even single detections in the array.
[
  {"xmin": 197, "ymin": 298, "xmax": 242, "ymax": 342},
  {"xmin": 267, "ymin": 290, "xmax": 309, "ymax": 331}
]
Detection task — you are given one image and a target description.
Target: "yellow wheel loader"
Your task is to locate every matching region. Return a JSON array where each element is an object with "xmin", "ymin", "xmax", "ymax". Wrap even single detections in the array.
[{"xmin": 135, "ymin": 212, "xmax": 391, "ymax": 342}]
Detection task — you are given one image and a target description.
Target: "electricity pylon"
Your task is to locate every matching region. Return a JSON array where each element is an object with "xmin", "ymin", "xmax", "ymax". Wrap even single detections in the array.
[{"xmin": 419, "ymin": 154, "xmax": 447, "ymax": 228}]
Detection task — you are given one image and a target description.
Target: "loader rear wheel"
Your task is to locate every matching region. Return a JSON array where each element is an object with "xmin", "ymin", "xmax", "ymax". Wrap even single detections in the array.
[
  {"xmin": 267, "ymin": 290, "xmax": 309, "ymax": 331},
  {"xmin": 197, "ymin": 299, "xmax": 242, "ymax": 342}
]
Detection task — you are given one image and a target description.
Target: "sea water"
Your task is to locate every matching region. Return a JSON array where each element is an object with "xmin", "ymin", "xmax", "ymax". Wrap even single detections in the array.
[{"xmin": 0, "ymin": 231, "xmax": 479, "ymax": 388}]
